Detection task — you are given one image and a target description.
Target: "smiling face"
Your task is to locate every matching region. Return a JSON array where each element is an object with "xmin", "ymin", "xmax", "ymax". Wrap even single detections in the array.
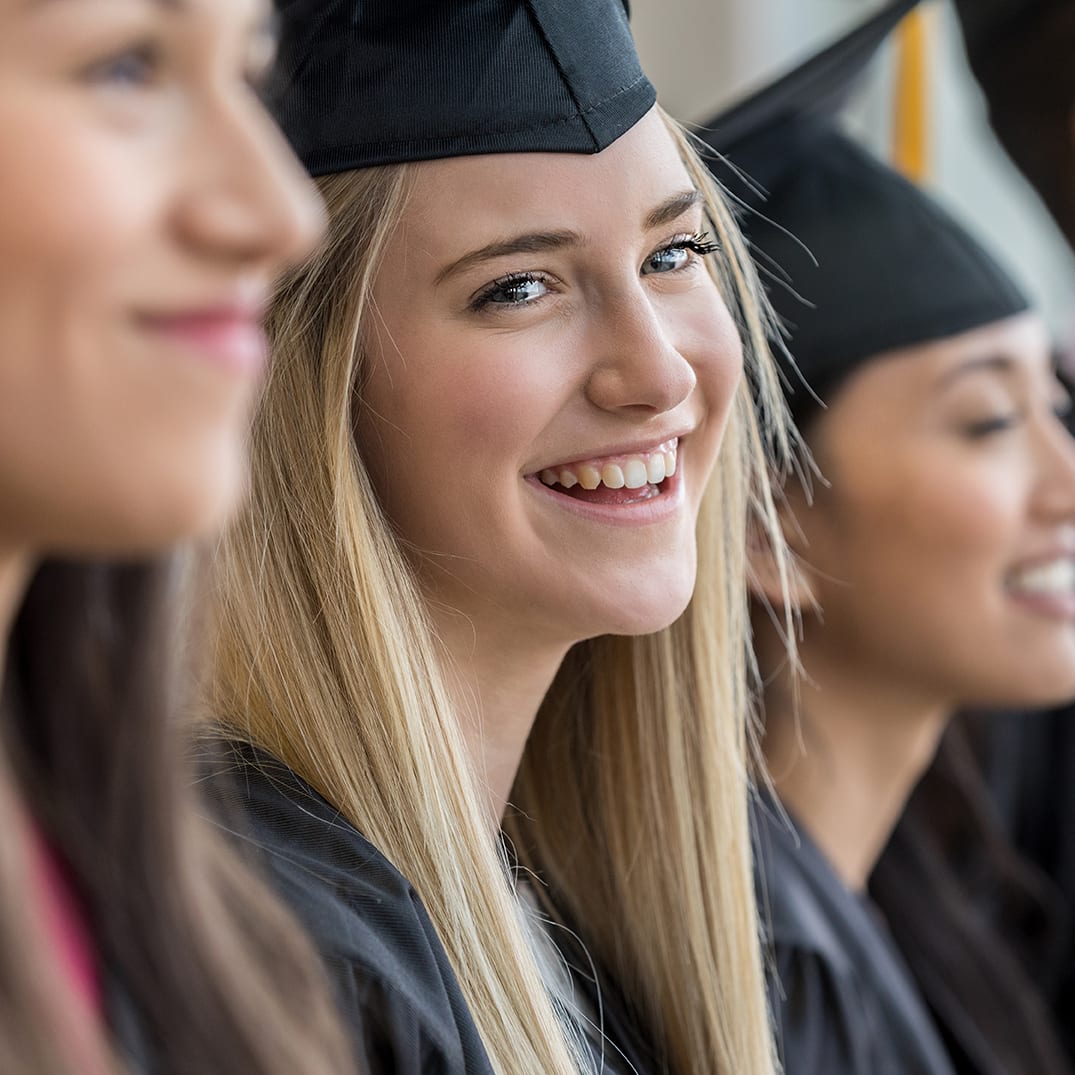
[
  {"xmin": 359, "ymin": 108, "xmax": 743, "ymax": 648},
  {"xmin": 0, "ymin": 0, "xmax": 323, "ymax": 558},
  {"xmin": 786, "ymin": 312, "xmax": 1075, "ymax": 710}
]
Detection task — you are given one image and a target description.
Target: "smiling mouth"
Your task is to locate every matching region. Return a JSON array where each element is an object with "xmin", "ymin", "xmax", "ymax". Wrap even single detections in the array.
[
  {"xmin": 534, "ymin": 439, "xmax": 678, "ymax": 506},
  {"xmin": 1007, "ymin": 557, "xmax": 1075, "ymax": 598}
]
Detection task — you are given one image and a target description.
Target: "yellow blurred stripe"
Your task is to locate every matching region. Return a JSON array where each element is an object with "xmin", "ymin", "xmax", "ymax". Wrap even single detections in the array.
[{"xmin": 893, "ymin": 6, "xmax": 932, "ymax": 182}]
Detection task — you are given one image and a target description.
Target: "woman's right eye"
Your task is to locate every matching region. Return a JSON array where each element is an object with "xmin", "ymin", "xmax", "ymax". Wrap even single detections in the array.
[
  {"xmin": 84, "ymin": 43, "xmax": 161, "ymax": 90},
  {"xmin": 471, "ymin": 273, "xmax": 549, "ymax": 311},
  {"xmin": 963, "ymin": 413, "xmax": 1018, "ymax": 438}
]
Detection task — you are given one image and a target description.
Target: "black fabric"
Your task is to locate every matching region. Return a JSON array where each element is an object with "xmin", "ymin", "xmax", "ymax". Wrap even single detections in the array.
[
  {"xmin": 269, "ymin": 0, "xmax": 656, "ymax": 177},
  {"xmin": 953, "ymin": 0, "xmax": 1075, "ymax": 248},
  {"xmin": 708, "ymin": 121, "xmax": 1030, "ymax": 425},
  {"xmin": 200, "ymin": 743, "xmax": 657, "ymax": 1075},
  {"xmin": 753, "ymin": 795, "xmax": 958, "ymax": 1075},
  {"xmin": 201, "ymin": 743, "xmax": 495, "ymax": 1075},
  {"xmin": 986, "ymin": 707, "xmax": 1075, "ymax": 1063}
]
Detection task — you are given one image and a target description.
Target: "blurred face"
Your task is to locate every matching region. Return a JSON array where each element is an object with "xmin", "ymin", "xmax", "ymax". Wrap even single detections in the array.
[
  {"xmin": 361, "ymin": 108, "xmax": 743, "ymax": 646},
  {"xmin": 793, "ymin": 313, "xmax": 1075, "ymax": 710},
  {"xmin": 0, "ymin": 0, "xmax": 323, "ymax": 558}
]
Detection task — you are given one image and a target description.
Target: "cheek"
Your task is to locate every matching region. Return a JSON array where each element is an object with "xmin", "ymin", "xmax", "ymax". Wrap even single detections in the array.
[
  {"xmin": 0, "ymin": 101, "xmax": 156, "ymax": 289},
  {"xmin": 0, "ymin": 114, "xmax": 252, "ymax": 550},
  {"xmin": 673, "ymin": 289, "xmax": 744, "ymax": 490},
  {"xmin": 690, "ymin": 292, "xmax": 745, "ymax": 404},
  {"xmin": 814, "ymin": 451, "xmax": 1024, "ymax": 625},
  {"xmin": 359, "ymin": 316, "xmax": 575, "ymax": 514}
]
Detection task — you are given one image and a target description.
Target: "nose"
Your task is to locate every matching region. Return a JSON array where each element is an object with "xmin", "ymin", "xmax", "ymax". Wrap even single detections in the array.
[
  {"xmin": 175, "ymin": 93, "xmax": 325, "ymax": 272},
  {"xmin": 1031, "ymin": 413, "xmax": 1075, "ymax": 522},
  {"xmin": 585, "ymin": 291, "xmax": 697, "ymax": 416}
]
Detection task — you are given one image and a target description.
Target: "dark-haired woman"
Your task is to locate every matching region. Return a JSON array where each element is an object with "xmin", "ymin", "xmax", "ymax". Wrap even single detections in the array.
[
  {"xmin": 734, "ymin": 120, "xmax": 1075, "ymax": 1074},
  {"xmin": 0, "ymin": 1, "xmax": 359, "ymax": 1072}
]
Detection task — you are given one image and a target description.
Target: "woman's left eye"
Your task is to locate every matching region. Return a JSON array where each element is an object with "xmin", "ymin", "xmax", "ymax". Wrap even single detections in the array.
[
  {"xmin": 642, "ymin": 232, "xmax": 720, "ymax": 276},
  {"xmin": 644, "ymin": 246, "xmax": 691, "ymax": 274}
]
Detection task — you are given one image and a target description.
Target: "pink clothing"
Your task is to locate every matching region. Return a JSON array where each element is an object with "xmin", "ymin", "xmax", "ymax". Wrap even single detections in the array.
[{"xmin": 27, "ymin": 822, "xmax": 102, "ymax": 1015}]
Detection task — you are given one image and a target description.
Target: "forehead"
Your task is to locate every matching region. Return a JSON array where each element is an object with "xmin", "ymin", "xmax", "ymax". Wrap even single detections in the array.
[
  {"xmin": 400, "ymin": 107, "xmax": 694, "ymax": 248},
  {"xmin": 3, "ymin": 0, "xmax": 267, "ymax": 28},
  {"xmin": 839, "ymin": 313, "xmax": 1049, "ymax": 404}
]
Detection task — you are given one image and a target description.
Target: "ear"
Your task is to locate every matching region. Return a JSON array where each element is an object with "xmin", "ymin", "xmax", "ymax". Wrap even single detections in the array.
[{"xmin": 747, "ymin": 487, "xmax": 818, "ymax": 614}]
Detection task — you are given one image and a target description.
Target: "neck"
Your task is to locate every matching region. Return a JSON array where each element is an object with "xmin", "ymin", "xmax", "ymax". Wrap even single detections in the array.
[
  {"xmin": 761, "ymin": 632, "xmax": 950, "ymax": 892},
  {"xmin": 430, "ymin": 603, "xmax": 568, "ymax": 823},
  {"xmin": 0, "ymin": 550, "xmax": 32, "ymax": 687}
]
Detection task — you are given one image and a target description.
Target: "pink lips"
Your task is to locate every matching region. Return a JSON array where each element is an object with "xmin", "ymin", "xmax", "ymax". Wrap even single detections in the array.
[{"xmin": 140, "ymin": 305, "xmax": 268, "ymax": 376}]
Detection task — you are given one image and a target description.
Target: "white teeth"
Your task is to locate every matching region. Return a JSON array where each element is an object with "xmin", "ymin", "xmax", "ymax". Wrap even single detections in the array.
[
  {"xmin": 1010, "ymin": 558, "xmax": 1075, "ymax": 595},
  {"xmin": 534, "ymin": 438, "xmax": 679, "ymax": 493},
  {"xmin": 578, "ymin": 464, "xmax": 602, "ymax": 490},
  {"xmin": 623, "ymin": 459, "xmax": 648, "ymax": 489},
  {"xmin": 601, "ymin": 463, "xmax": 626, "ymax": 489}
]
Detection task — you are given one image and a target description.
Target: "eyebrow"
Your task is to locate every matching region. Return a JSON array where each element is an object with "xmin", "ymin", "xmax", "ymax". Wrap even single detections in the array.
[
  {"xmin": 645, "ymin": 188, "xmax": 703, "ymax": 230},
  {"xmin": 937, "ymin": 354, "xmax": 1016, "ymax": 389},
  {"xmin": 434, "ymin": 188, "xmax": 704, "ymax": 286}
]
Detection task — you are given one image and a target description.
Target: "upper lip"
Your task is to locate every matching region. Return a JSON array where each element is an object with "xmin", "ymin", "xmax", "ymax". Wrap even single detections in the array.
[
  {"xmin": 1009, "ymin": 545, "xmax": 1075, "ymax": 572},
  {"xmin": 136, "ymin": 285, "xmax": 268, "ymax": 326},
  {"xmin": 527, "ymin": 428, "xmax": 693, "ymax": 476}
]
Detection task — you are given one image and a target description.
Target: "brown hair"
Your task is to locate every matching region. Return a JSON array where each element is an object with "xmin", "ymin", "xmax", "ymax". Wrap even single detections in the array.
[{"xmin": 1, "ymin": 557, "xmax": 356, "ymax": 1075}]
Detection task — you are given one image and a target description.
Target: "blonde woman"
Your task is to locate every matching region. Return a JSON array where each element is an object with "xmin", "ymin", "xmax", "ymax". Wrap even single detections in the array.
[
  {"xmin": 0, "ymin": 0, "xmax": 359, "ymax": 1072},
  {"xmin": 204, "ymin": 1, "xmax": 795, "ymax": 1072}
]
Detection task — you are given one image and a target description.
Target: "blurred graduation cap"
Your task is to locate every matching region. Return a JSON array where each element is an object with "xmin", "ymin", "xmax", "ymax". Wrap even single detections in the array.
[
  {"xmin": 268, "ymin": 0, "xmax": 656, "ymax": 177},
  {"xmin": 698, "ymin": 0, "xmax": 1030, "ymax": 426}
]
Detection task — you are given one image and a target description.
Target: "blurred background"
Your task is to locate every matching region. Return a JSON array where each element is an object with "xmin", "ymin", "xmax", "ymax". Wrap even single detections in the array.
[{"xmin": 631, "ymin": 0, "xmax": 1075, "ymax": 342}]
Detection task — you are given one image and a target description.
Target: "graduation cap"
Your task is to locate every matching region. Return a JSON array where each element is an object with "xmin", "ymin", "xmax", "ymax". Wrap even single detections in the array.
[
  {"xmin": 698, "ymin": 0, "xmax": 1030, "ymax": 426},
  {"xmin": 268, "ymin": 0, "xmax": 656, "ymax": 177}
]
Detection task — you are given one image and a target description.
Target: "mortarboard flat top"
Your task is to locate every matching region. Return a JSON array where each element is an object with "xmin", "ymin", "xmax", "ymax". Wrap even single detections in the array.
[{"xmin": 270, "ymin": 0, "xmax": 657, "ymax": 177}]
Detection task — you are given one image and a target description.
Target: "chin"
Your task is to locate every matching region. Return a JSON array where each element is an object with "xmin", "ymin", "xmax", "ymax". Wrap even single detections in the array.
[
  {"xmin": 966, "ymin": 659, "xmax": 1075, "ymax": 712},
  {"xmin": 590, "ymin": 573, "xmax": 696, "ymax": 637},
  {"xmin": 82, "ymin": 462, "xmax": 246, "ymax": 555}
]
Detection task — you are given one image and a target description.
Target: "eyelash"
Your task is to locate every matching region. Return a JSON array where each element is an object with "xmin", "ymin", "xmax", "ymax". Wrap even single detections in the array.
[
  {"xmin": 673, "ymin": 231, "xmax": 721, "ymax": 258},
  {"xmin": 468, "ymin": 231, "xmax": 721, "ymax": 312}
]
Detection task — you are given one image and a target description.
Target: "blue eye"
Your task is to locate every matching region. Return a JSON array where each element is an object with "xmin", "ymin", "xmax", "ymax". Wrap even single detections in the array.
[
  {"xmin": 642, "ymin": 232, "xmax": 720, "ymax": 276},
  {"xmin": 86, "ymin": 45, "xmax": 160, "ymax": 89},
  {"xmin": 472, "ymin": 273, "xmax": 549, "ymax": 310},
  {"xmin": 644, "ymin": 246, "xmax": 691, "ymax": 274}
]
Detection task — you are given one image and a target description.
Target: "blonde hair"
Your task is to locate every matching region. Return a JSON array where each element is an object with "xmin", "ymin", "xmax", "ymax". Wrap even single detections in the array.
[{"xmin": 207, "ymin": 108, "xmax": 795, "ymax": 1075}]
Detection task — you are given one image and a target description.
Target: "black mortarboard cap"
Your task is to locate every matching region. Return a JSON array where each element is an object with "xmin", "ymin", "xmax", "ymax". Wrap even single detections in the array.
[
  {"xmin": 269, "ymin": 0, "xmax": 657, "ymax": 177},
  {"xmin": 699, "ymin": 1, "xmax": 1030, "ymax": 425}
]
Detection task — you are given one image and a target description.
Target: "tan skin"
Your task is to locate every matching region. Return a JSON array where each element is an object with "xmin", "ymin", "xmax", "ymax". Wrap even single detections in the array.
[
  {"xmin": 752, "ymin": 312, "xmax": 1075, "ymax": 889},
  {"xmin": 363, "ymin": 107, "xmax": 744, "ymax": 816},
  {"xmin": 0, "ymin": 0, "xmax": 323, "ymax": 682}
]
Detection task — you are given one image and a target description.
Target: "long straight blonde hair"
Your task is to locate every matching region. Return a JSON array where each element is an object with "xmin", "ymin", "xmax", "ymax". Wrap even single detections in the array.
[{"xmin": 206, "ymin": 108, "xmax": 795, "ymax": 1075}]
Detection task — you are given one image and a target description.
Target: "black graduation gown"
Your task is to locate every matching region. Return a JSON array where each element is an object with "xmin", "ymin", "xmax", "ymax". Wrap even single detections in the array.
[
  {"xmin": 753, "ymin": 797, "xmax": 957, "ymax": 1075},
  {"xmin": 202, "ymin": 743, "xmax": 658, "ymax": 1075},
  {"xmin": 202, "ymin": 744, "xmax": 495, "ymax": 1075},
  {"xmin": 985, "ymin": 706, "xmax": 1075, "ymax": 1062}
]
